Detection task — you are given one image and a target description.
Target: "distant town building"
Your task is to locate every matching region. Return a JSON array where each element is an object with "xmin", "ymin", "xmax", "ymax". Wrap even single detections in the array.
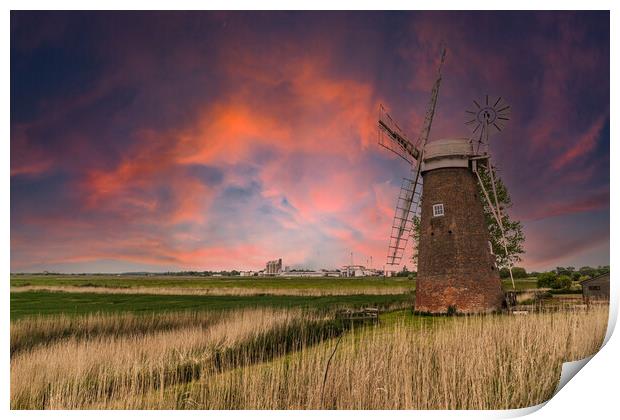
[
  {"xmin": 239, "ymin": 271, "xmax": 257, "ymax": 277},
  {"xmin": 265, "ymin": 258, "xmax": 283, "ymax": 276},
  {"xmin": 241, "ymin": 261, "xmax": 383, "ymax": 278},
  {"xmin": 280, "ymin": 269, "xmax": 341, "ymax": 278},
  {"xmin": 323, "ymin": 270, "xmax": 341, "ymax": 277},
  {"xmin": 282, "ymin": 270, "xmax": 324, "ymax": 278},
  {"xmin": 581, "ymin": 273, "xmax": 609, "ymax": 302},
  {"xmin": 341, "ymin": 265, "xmax": 380, "ymax": 277}
]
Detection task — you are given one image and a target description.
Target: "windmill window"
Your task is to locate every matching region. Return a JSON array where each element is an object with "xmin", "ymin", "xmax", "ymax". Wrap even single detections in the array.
[{"xmin": 432, "ymin": 203, "xmax": 445, "ymax": 217}]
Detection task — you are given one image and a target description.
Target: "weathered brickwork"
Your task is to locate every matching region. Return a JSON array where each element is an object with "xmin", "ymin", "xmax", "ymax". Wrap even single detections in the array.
[{"xmin": 415, "ymin": 167, "xmax": 505, "ymax": 314}]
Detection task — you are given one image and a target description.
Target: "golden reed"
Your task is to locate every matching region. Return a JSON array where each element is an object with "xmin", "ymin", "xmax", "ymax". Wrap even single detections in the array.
[{"xmin": 11, "ymin": 306, "xmax": 608, "ymax": 410}]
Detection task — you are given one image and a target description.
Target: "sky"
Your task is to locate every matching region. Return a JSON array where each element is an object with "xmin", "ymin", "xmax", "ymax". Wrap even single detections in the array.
[{"xmin": 11, "ymin": 11, "xmax": 609, "ymax": 273}]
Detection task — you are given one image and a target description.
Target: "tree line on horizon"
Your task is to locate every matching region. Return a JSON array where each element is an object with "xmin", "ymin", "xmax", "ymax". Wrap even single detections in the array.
[{"xmin": 396, "ymin": 264, "xmax": 610, "ymax": 282}]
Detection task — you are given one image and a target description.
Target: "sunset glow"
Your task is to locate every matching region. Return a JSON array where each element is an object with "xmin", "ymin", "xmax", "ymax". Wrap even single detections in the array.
[{"xmin": 11, "ymin": 11, "xmax": 609, "ymax": 272}]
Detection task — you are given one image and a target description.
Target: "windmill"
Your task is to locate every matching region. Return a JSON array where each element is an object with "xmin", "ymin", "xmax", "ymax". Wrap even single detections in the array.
[{"xmin": 378, "ymin": 46, "xmax": 508, "ymax": 314}]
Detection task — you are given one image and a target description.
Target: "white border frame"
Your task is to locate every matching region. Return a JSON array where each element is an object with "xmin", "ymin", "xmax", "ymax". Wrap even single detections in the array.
[{"xmin": 3, "ymin": 3, "xmax": 617, "ymax": 419}]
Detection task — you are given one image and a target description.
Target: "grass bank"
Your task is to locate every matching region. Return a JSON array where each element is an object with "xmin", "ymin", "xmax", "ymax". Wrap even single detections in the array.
[{"xmin": 10, "ymin": 290, "xmax": 412, "ymax": 320}]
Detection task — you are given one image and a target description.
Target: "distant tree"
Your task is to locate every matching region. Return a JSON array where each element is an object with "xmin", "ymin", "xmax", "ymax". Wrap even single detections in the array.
[
  {"xmin": 595, "ymin": 265, "xmax": 610, "ymax": 276},
  {"xmin": 476, "ymin": 165, "xmax": 525, "ymax": 269},
  {"xmin": 573, "ymin": 265, "xmax": 609, "ymax": 279},
  {"xmin": 511, "ymin": 267, "xmax": 528, "ymax": 278},
  {"xmin": 499, "ymin": 267, "xmax": 511, "ymax": 278},
  {"xmin": 554, "ymin": 266, "xmax": 575, "ymax": 277},
  {"xmin": 537, "ymin": 272, "xmax": 572, "ymax": 290},
  {"xmin": 553, "ymin": 275, "xmax": 573, "ymax": 290},
  {"xmin": 537, "ymin": 272, "xmax": 557, "ymax": 288},
  {"xmin": 578, "ymin": 266, "xmax": 596, "ymax": 278},
  {"xmin": 396, "ymin": 265, "xmax": 410, "ymax": 277}
]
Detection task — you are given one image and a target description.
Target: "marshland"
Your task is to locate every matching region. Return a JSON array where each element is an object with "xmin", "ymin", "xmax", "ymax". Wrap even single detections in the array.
[{"xmin": 10, "ymin": 274, "xmax": 608, "ymax": 410}]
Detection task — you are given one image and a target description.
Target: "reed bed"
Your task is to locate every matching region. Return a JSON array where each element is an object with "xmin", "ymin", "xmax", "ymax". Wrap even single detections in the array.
[
  {"xmin": 114, "ymin": 307, "xmax": 607, "ymax": 410},
  {"xmin": 11, "ymin": 311, "xmax": 227, "ymax": 355},
  {"xmin": 11, "ymin": 306, "xmax": 608, "ymax": 410},
  {"xmin": 197, "ymin": 307, "xmax": 607, "ymax": 410},
  {"xmin": 11, "ymin": 285, "xmax": 412, "ymax": 297},
  {"xmin": 11, "ymin": 308, "xmax": 339, "ymax": 409}
]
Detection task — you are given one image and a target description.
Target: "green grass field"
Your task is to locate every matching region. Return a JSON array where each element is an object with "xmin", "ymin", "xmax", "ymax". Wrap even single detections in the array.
[
  {"xmin": 10, "ymin": 274, "xmax": 539, "ymax": 320},
  {"xmin": 11, "ymin": 274, "xmax": 536, "ymax": 291},
  {"xmin": 10, "ymin": 290, "xmax": 412, "ymax": 320},
  {"xmin": 502, "ymin": 277, "xmax": 538, "ymax": 290},
  {"xmin": 10, "ymin": 274, "xmax": 413, "ymax": 291}
]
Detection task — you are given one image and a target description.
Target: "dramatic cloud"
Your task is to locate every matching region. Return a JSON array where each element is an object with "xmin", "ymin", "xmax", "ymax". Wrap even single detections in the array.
[{"xmin": 11, "ymin": 11, "xmax": 609, "ymax": 272}]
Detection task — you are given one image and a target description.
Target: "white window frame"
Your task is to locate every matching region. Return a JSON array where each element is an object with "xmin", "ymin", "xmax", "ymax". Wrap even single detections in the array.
[{"xmin": 432, "ymin": 203, "xmax": 444, "ymax": 217}]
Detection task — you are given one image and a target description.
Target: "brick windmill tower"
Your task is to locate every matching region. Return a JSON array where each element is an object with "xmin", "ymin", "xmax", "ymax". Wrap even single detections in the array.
[{"xmin": 378, "ymin": 45, "xmax": 512, "ymax": 314}]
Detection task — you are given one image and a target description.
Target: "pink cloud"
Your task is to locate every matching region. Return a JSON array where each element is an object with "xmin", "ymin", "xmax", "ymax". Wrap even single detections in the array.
[
  {"xmin": 519, "ymin": 190, "xmax": 609, "ymax": 222},
  {"xmin": 552, "ymin": 115, "xmax": 607, "ymax": 170}
]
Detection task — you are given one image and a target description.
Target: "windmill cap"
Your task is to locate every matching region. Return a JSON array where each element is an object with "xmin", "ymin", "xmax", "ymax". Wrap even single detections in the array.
[{"xmin": 423, "ymin": 138, "xmax": 473, "ymax": 161}]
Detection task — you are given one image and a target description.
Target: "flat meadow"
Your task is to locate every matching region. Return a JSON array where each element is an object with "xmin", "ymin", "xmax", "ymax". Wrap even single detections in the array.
[
  {"xmin": 10, "ymin": 273, "xmax": 531, "ymax": 296},
  {"xmin": 10, "ymin": 274, "xmax": 414, "ymax": 294},
  {"xmin": 9, "ymin": 274, "xmax": 609, "ymax": 410}
]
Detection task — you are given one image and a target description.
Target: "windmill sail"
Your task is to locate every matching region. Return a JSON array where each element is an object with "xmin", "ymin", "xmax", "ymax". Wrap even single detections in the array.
[
  {"xmin": 378, "ymin": 107, "xmax": 424, "ymax": 268},
  {"xmin": 386, "ymin": 171, "xmax": 423, "ymax": 265},
  {"xmin": 378, "ymin": 105, "xmax": 420, "ymax": 165},
  {"xmin": 379, "ymin": 43, "xmax": 447, "ymax": 272}
]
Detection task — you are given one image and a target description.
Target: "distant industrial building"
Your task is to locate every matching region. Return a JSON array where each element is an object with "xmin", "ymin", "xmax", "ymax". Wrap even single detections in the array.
[{"xmin": 265, "ymin": 258, "xmax": 283, "ymax": 275}]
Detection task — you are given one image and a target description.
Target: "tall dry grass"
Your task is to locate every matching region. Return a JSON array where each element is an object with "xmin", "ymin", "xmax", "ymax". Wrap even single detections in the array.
[
  {"xmin": 11, "ymin": 306, "xmax": 608, "ymax": 410},
  {"xmin": 11, "ymin": 308, "xmax": 339, "ymax": 409},
  {"xmin": 11, "ymin": 311, "xmax": 227, "ymax": 355},
  {"xmin": 123, "ymin": 307, "xmax": 607, "ymax": 410}
]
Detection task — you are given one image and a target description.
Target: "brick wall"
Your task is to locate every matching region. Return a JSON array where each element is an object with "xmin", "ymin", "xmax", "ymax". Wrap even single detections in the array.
[{"xmin": 415, "ymin": 167, "xmax": 504, "ymax": 314}]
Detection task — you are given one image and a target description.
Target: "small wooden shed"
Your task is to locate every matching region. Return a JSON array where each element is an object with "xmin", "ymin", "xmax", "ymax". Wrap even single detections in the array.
[{"xmin": 581, "ymin": 273, "xmax": 610, "ymax": 302}]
